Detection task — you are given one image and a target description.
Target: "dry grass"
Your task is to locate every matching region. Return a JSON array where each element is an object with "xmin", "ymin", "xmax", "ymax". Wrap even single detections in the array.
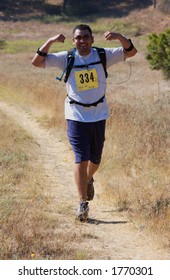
[
  {"xmin": 99, "ymin": 98, "xmax": 170, "ymax": 229},
  {"xmin": 97, "ymin": 52, "xmax": 170, "ymax": 235},
  {"xmin": 97, "ymin": 50, "xmax": 170, "ymax": 233},
  {"xmin": 0, "ymin": 112, "xmax": 89, "ymax": 260},
  {"xmin": 0, "ymin": 112, "xmax": 46, "ymax": 259},
  {"xmin": 0, "ymin": 52, "xmax": 67, "ymax": 130}
]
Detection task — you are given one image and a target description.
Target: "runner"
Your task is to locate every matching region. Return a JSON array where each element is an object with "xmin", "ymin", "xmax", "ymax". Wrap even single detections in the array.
[{"xmin": 32, "ymin": 24, "xmax": 137, "ymax": 221}]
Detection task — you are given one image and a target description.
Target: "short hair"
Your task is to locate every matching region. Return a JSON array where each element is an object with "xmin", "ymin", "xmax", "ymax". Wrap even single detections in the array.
[{"xmin": 73, "ymin": 24, "xmax": 92, "ymax": 35}]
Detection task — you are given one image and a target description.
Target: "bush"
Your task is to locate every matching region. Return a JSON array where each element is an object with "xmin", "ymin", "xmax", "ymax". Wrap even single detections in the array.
[
  {"xmin": 0, "ymin": 39, "xmax": 6, "ymax": 50},
  {"xmin": 146, "ymin": 29, "xmax": 170, "ymax": 79}
]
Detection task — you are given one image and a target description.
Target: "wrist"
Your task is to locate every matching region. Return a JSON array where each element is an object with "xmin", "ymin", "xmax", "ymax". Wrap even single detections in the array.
[
  {"xmin": 37, "ymin": 48, "xmax": 47, "ymax": 57},
  {"xmin": 123, "ymin": 39, "xmax": 134, "ymax": 52}
]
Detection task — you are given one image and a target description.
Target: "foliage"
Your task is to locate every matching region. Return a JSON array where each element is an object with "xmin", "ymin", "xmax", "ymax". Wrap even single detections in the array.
[
  {"xmin": 0, "ymin": 39, "xmax": 7, "ymax": 49},
  {"xmin": 146, "ymin": 29, "xmax": 170, "ymax": 79}
]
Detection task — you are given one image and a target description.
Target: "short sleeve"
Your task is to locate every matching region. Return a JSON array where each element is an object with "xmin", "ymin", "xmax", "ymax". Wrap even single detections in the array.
[
  {"xmin": 105, "ymin": 47, "xmax": 125, "ymax": 69},
  {"xmin": 45, "ymin": 51, "xmax": 67, "ymax": 71}
]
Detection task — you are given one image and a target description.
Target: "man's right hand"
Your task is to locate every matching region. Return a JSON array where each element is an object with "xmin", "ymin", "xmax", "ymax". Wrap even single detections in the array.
[{"xmin": 49, "ymin": 34, "xmax": 66, "ymax": 44}]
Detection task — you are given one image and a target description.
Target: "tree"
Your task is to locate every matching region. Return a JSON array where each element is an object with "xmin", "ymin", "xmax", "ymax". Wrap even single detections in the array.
[{"xmin": 146, "ymin": 29, "xmax": 170, "ymax": 79}]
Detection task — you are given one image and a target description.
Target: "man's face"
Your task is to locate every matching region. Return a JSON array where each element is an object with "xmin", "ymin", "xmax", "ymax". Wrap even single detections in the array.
[{"xmin": 72, "ymin": 29, "xmax": 94, "ymax": 56}]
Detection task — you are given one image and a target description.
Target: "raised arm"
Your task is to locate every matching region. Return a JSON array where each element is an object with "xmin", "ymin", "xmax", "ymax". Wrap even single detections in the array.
[
  {"xmin": 32, "ymin": 34, "xmax": 66, "ymax": 68},
  {"xmin": 104, "ymin": 31, "xmax": 137, "ymax": 59}
]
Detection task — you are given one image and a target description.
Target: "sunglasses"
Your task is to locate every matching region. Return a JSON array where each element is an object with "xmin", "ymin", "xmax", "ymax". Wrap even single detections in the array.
[{"xmin": 73, "ymin": 34, "xmax": 92, "ymax": 41}]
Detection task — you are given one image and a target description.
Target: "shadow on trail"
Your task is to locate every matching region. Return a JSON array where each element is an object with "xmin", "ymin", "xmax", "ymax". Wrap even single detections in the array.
[{"xmin": 88, "ymin": 219, "xmax": 128, "ymax": 225}]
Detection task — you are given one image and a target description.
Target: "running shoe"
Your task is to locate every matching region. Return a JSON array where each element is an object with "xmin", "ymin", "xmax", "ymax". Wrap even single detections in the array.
[{"xmin": 76, "ymin": 201, "xmax": 89, "ymax": 222}]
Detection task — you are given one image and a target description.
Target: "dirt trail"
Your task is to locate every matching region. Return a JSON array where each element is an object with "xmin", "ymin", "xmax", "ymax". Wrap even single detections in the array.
[{"xmin": 0, "ymin": 101, "xmax": 169, "ymax": 260}]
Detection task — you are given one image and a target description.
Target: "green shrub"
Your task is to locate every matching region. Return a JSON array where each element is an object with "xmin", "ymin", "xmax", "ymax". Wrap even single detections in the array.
[
  {"xmin": 146, "ymin": 29, "xmax": 170, "ymax": 79},
  {"xmin": 0, "ymin": 39, "xmax": 6, "ymax": 50}
]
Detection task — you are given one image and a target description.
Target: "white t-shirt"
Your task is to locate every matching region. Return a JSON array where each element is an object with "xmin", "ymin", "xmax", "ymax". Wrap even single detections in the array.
[{"xmin": 45, "ymin": 47, "xmax": 124, "ymax": 122}]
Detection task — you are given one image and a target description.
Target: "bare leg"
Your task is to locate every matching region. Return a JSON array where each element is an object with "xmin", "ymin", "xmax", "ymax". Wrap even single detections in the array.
[
  {"xmin": 74, "ymin": 161, "xmax": 88, "ymax": 201},
  {"xmin": 74, "ymin": 160, "xmax": 100, "ymax": 201},
  {"xmin": 87, "ymin": 161, "xmax": 100, "ymax": 181}
]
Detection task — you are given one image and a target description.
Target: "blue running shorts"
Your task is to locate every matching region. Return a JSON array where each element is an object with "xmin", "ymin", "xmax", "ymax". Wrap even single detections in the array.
[{"xmin": 67, "ymin": 120, "xmax": 106, "ymax": 164}]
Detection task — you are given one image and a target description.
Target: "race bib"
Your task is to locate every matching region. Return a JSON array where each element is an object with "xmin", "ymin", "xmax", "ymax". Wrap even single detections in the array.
[{"xmin": 75, "ymin": 68, "xmax": 99, "ymax": 91}]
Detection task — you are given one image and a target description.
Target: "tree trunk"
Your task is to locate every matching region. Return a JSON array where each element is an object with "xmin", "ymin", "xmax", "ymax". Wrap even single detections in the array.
[{"xmin": 153, "ymin": 0, "xmax": 156, "ymax": 8}]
